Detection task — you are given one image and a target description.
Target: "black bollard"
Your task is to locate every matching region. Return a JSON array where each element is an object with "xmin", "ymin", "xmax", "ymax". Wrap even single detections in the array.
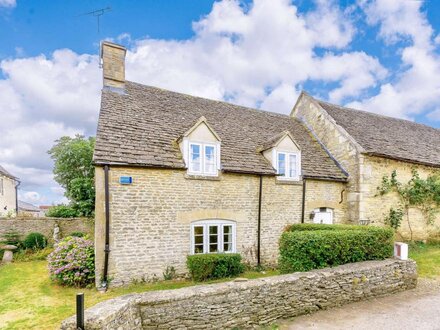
[{"xmin": 76, "ymin": 293, "xmax": 85, "ymax": 330}]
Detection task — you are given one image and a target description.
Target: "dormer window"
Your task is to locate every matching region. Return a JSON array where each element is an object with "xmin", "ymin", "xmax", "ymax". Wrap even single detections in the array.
[
  {"xmin": 260, "ymin": 131, "xmax": 302, "ymax": 182},
  {"xmin": 179, "ymin": 116, "xmax": 221, "ymax": 177},
  {"xmin": 277, "ymin": 151, "xmax": 300, "ymax": 180},
  {"xmin": 189, "ymin": 143, "xmax": 218, "ymax": 175}
]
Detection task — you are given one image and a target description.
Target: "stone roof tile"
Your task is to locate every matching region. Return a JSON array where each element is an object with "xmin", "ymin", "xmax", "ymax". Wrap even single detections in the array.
[
  {"xmin": 318, "ymin": 100, "xmax": 440, "ymax": 167},
  {"xmin": 94, "ymin": 82, "xmax": 347, "ymax": 181}
]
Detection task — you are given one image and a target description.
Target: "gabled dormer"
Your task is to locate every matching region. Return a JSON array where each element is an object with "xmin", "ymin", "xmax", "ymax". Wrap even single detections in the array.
[
  {"xmin": 259, "ymin": 131, "xmax": 301, "ymax": 181},
  {"xmin": 178, "ymin": 116, "xmax": 221, "ymax": 176}
]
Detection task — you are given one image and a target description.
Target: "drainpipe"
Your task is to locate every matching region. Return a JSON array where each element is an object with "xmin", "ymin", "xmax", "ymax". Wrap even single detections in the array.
[
  {"xmin": 102, "ymin": 165, "xmax": 111, "ymax": 289},
  {"xmin": 301, "ymin": 178, "xmax": 306, "ymax": 223},
  {"xmin": 257, "ymin": 175, "xmax": 263, "ymax": 267},
  {"xmin": 15, "ymin": 180, "xmax": 21, "ymax": 216}
]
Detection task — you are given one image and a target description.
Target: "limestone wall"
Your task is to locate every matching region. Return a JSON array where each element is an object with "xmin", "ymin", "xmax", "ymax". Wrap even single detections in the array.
[
  {"xmin": 61, "ymin": 259, "xmax": 417, "ymax": 330},
  {"xmin": 94, "ymin": 166, "xmax": 348, "ymax": 287},
  {"xmin": 292, "ymin": 94, "xmax": 363, "ymax": 222},
  {"xmin": 0, "ymin": 217, "xmax": 94, "ymax": 242},
  {"xmin": 361, "ymin": 155, "xmax": 440, "ymax": 239}
]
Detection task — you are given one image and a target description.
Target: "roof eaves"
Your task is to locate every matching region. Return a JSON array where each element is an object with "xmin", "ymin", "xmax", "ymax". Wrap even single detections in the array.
[{"xmin": 364, "ymin": 152, "xmax": 440, "ymax": 168}]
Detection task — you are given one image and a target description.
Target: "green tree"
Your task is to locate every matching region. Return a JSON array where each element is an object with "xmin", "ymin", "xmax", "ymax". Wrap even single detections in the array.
[{"xmin": 48, "ymin": 135, "xmax": 95, "ymax": 217}]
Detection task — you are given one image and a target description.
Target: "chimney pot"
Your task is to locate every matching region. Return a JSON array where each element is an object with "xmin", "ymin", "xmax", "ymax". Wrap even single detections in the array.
[{"xmin": 101, "ymin": 41, "xmax": 126, "ymax": 90}]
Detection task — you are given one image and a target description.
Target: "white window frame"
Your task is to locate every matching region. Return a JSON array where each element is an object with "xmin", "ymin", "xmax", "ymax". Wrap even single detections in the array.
[
  {"xmin": 190, "ymin": 219, "xmax": 236, "ymax": 255},
  {"xmin": 275, "ymin": 150, "xmax": 301, "ymax": 181},
  {"xmin": 186, "ymin": 140, "xmax": 220, "ymax": 176}
]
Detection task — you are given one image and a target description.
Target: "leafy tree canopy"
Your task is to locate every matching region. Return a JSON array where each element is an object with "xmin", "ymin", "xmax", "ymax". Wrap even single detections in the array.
[{"xmin": 48, "ymin": 135, "xmax": 95, "ymax": 217}]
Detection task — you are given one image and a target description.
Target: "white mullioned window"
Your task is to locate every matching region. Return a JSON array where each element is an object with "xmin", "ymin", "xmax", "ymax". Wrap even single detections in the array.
[
  {"xmin": 190, "ymin": 220, "xmax": 236, "ymax": 254},
  {"xmin": 188, "ymin": 142, "xmax": 218, "ymax": 176},
  {"xmin": 276, "ymin": 151, "xmax": 301, "ymax": 180}
]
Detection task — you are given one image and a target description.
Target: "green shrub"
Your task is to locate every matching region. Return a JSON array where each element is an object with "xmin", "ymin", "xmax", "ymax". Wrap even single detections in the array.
[
  {"xmin": 46, "ymin": 205, "xmax": 79, "ymax": 218},
  {"xmin": 69, "ymin": 232, "xmax": 85, "ymax": 238},
  {"xmin": 23, "ymin": 233, "xmax": 47, "ymax": 250},
  {"xmin": 47, "ymin": 236, "xmax": 95, "ymax": 287},
  {"xmin": 187, "ymin": 253, "xmax": 244, "ymax": 281},
  {"xmin": 0, "ymin": 231, "xmax": 22, "ymax": 248},
  {"xmin": 279, "ymin": 226, "xmax": 394, "ymax": 273},
  {"xmin": 286, "ymin": 223, "xmax": 373, "ymax": 231}
]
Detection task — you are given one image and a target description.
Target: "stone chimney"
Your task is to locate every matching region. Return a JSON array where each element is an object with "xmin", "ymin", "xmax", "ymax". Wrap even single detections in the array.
[{"xmin": 100, "ymin": 41, "xmax": 127, "ymax": 90}]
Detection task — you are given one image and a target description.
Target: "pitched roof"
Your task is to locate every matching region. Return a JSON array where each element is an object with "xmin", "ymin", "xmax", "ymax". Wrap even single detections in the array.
[
  {"xmin": 0, "ymin": 165, "xmax": 18, "ymax": 180},
  {"xmin": 317, "ymin": 100, "xmax": 440, "ymax": 168},
  {"xmin": 93, "ymin": 81, "xmax": 347, "ymax": 181},
  {"xmin": 18, "ymin": 201, "xmax": 40, "ymax": 212}
]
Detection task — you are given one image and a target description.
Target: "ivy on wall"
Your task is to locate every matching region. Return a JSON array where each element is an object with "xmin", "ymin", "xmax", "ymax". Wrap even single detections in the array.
[{"xmin": 376, "ymin": 169, "xmax": 440, "ymax": 240}]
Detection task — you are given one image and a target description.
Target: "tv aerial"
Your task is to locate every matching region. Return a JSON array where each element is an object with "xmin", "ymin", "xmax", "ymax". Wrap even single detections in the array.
[{"xmin": 78, "ymin": 6, "xmax": 112, "ymax": 34}]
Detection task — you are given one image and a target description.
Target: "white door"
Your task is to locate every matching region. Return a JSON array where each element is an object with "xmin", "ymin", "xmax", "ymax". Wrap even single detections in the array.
[{"xmin": 313, "ymin": 208, "xmax": 333, "ymax": 224}]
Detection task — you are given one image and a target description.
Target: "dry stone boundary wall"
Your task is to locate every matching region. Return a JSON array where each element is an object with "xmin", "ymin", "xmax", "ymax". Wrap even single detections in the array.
[
  {"xmin": 61, "ymin": 259, "xmax": 417, "ymax": 330},
  {"xmin": 0, "ymin": 217, "xmax": 94, "ymax": 242}
]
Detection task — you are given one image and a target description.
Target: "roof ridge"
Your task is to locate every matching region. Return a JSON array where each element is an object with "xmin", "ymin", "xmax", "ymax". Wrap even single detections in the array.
[
  {"xmin": 125, "ymin": 80, "xmax": 293, "ymax": 120},
  {"xmin": 316, "ymin": 98, "xmax": 440, "ymax": 132}
]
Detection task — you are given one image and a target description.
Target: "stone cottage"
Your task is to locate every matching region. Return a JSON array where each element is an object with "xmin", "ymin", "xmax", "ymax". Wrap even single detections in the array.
[
  {"xmin": 94, "ymin": 42, "xmax": 348, "ymax": 287},
  {"xmin": 0, "ymin": 165, "xmax": 19, "ymax": 217},
  {"xmin": 94, "ymin": 42, "xmax": 439, "ymax": 287}
]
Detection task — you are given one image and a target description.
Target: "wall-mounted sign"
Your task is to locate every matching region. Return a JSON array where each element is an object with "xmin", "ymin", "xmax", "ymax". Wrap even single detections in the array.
[{"xmin": 119, "ymin": 176, "xmax": 133, "ymax": 184}]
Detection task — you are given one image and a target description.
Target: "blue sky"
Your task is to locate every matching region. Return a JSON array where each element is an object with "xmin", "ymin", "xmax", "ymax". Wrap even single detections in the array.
[{"xmin": 0, "ymin": 0, "xmax": 439, "ymax": 206}]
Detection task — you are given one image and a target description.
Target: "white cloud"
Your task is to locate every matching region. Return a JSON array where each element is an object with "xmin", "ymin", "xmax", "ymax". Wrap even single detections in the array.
[
  {"xmin": 0, "ymin": 0, "xmax": 15, "ymax": 8},
  {"xmin": 348, "ymin": 0, "xmax": 440, "ymax": 120},
  {"xmin": 0, "ymin": 49, "xmax": 99, "ymax": 202},
  {"xmin": 125, "ymin": 0, "xmax": 384, "ymax": 112}
]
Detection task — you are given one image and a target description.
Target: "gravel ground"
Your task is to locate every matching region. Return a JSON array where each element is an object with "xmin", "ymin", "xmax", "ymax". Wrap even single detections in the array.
[{"xmin": 279, "ymin": 279, "xmax": 440, "ymax": 330}]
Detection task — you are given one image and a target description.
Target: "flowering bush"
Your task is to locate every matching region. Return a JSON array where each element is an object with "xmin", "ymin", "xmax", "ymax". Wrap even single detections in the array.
[{"xmin": 47, "ymin": 236, "xmax": 95, "ymax": 287}]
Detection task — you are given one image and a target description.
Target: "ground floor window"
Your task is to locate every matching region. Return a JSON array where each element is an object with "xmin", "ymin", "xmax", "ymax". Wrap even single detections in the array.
[{"xmin": 190, "ymin": 220, "xmax": 236, "ymax": 254}]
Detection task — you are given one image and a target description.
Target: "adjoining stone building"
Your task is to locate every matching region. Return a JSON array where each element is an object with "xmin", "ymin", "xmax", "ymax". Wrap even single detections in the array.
[
  {"xmin": 0, "ymin": 165, "xmax": 19, "ymax": 217},
  {"xmin": 292, "ymin": 93, "xmax": 440, "ymax": 239},
  {"xmin": 94, "ymin": 42, "xmax": 439, "ymax": 287}
]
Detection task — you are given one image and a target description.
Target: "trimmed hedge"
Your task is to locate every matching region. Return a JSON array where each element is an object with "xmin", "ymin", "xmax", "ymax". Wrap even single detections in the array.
[
  {"xmin": 187, "ymin": 253, "xmax": 244, "ymax": 281},
  {"xmin": 279, "ymin": 226, "xmax": 394, "ymax": 273}
]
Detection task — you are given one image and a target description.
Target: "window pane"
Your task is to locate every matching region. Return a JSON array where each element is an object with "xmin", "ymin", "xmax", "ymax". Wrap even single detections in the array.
[
  {"xmin": 223, "ymin": 225, "xmax": 232, "ymax": 242},
  {"xmin": 193, "ymin": 226, "xmax": 204, "ymax": 254},
  {"xmin": 195, "ymin": 235, "xmax": 203, "ymax": 245},
  {"xmin": 209, "ymin": 225, "xmax": 218, "ymax": 252},
  {"xmin": 289, "ymin": 154, "xmax": 297, "ymax": 177},
  {"xmin": 190, "ymin": 144, "xmax": 201, "ymax": 172},
  {"xmin": 204, "ymin": 145, "xmax": 216, "ymax": 174},
  {"xmin": 194, "ymin": 226, "xmax": 203, "ymax": 236},
  {"xmin": 224, "ymin": 242, "xmax": 232, "ymax": 252},
  {"xmin": 209, "ymin": 226, "xmax": 218, "ymax": 235},
  {"xmin": 223, "ymin": 225, "xmax": 233, "ymax": 252},
  {"xmin": 278, "ymin": 153, "xmax": 286, "ymax": 176}
]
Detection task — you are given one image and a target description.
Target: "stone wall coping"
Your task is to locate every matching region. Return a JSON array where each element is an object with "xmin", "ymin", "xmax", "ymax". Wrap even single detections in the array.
[
  {"xmin": 0, "ymin": 217, "xmax": 91, "ymax": 221},
  {"xmin": 61, "ymin": 258, "xmax": 416, "ymax": 329}
]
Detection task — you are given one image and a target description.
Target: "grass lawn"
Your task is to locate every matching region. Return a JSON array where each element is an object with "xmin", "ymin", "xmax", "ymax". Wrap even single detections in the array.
[
  {"xmin": 409, "ymin": 243, "xmax": 440, "ymax": 278},
  {"xmin": 0, "ymin": 260, "xmax": 278, "ymax": 330}
]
